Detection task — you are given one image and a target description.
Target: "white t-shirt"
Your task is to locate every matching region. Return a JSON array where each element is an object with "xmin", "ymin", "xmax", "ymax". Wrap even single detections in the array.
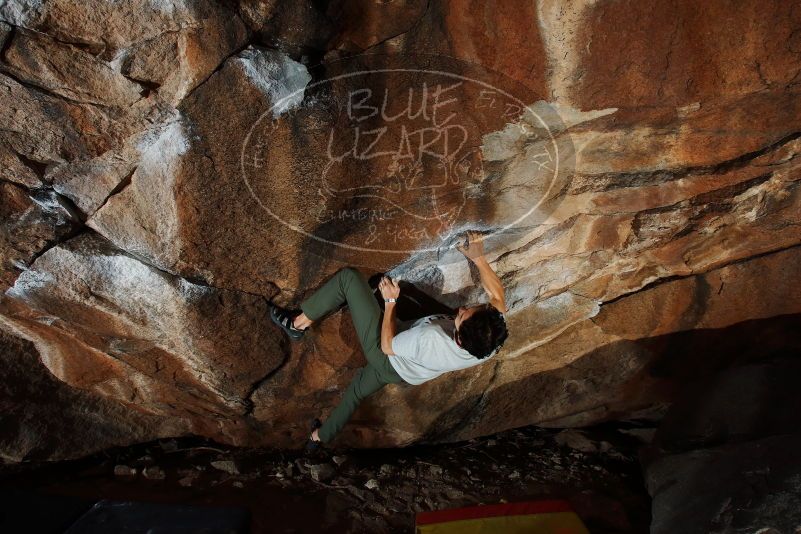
[{"xmin": 388, "ymin": 314, "xmax": 493, "ymax": 385}]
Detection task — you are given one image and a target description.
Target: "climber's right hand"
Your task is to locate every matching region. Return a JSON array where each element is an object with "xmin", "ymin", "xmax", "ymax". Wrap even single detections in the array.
[{"xmin": 456, "ymin": 230, "xmax": 485, "ymax": 262}]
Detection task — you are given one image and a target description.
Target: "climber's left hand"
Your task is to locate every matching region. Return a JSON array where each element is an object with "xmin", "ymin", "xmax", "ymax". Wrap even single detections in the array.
[{"xmin": 378, "ymin": 276, "xmax": 400, "ymax": 301}]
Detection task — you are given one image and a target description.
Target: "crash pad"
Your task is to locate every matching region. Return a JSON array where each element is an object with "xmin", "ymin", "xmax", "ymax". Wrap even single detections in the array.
[{"xmin": 416, "ymin": 499, "xmax": 589, "ymax": 534}]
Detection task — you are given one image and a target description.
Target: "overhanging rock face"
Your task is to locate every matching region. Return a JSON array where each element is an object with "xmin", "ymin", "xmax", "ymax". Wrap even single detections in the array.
[
  {"xmin": 1, "ymin": 0, "xmax": 800, "ymax": 458},
  {"xmin": 5, "ymin": 233, "xmax": 286, "ymax": 418},
  {"xmin": 0, "ymin": 325, "xmax": 189, "ymax": 462}
]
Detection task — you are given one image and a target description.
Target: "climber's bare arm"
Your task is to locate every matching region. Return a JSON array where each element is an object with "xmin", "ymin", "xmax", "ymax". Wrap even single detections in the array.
[
  {"xmin": 381, "ymin": 302, "xmax": 397, "ymax": 355},
  {"xmin": 473, "ymin": 256, "xmax": 507, "ymax": 313},
  {"xmin": 379, "ymin": 277, "xmax": 400, "ymax": 355},
  {"xmin": 457, "ymin": 231, "xmax": 508, "ymax": 314}
]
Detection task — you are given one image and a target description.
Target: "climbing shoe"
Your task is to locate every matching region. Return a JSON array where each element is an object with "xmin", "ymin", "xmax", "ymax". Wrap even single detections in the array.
[
  {"xmin": 367, "ymin": 272, "xmax": 385, "ymax": 292},
  {"xmin": 270, "ymin": 304, "xmax": 306, "ymax": 341},
  {"xmin": 305, "ymin": 418, "xmax": 323, "ymax": 452}
]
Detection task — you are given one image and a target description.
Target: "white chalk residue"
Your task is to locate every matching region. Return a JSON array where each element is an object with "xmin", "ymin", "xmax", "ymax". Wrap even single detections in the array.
[
  {"xmin": 540, "ymin": 102, "xmax": 617, "ymax": 130},
  {"xmin": 87, "ymin": 114, "xmax": 189, "ymax": 273},
  {"xmin": 176, "ymin": 278, "xmax": 214, "ymax": 303},
  {"xmin": 437, "ymin": 260, "xmax": 472, "ymax": 294},
  {"xmin": 106, "ymin": 48, "xmax": 130, "ymax": 73},
  {"xmin": 29, "ymin": 191, "xmax": 61, "ymax": 212},
  {"xmin": 236, "ymin": 47, "xmax": 312, "ymax": 118},
  {"xmin": 0, "ymin": 0, "xmax": 44, "ymax": 26},
  {"xmin": 536, "ymin": 0, "xmax": 601, "ymax": 106},
  {"xmin": 136, "ymin": 116, "xmax": 189, "ymax": 172},
  {"xmin": 6, "ymin": 267, "xmax": 55, "ymax": 299},
  {"xmin": 123, "ymin": 117, "xmax": 188, "ymax": 267},
  {"xmin": 483, "ymin": 101, "xmax": 616, "ymax": 161},
  {"xmin": 146, "ymin": 0, "xmax": 189, "ymax": 15}
]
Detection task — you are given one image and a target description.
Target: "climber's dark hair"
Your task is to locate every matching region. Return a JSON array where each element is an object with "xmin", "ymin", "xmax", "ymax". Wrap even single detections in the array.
[{"xmin": 457, "ymin": 305, "xmax": 508, "ymax": 359}]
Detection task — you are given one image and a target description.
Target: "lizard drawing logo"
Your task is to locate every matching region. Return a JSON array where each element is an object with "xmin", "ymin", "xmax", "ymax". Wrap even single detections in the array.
[{"xmin": 241, "ymin": 54, "xmax": 569, "ymax": 265}]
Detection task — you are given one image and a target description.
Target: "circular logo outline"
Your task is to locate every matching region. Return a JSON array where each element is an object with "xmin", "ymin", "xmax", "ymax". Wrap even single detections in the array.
[{"xmin": 240, "ymin": 58, "xmax": 563, "ymax": 255}]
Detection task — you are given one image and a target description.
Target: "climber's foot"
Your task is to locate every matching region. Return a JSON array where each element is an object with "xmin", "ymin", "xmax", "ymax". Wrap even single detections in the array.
[
  {"xmin": 305, "ymin": 418, "xmax": 323, "ymax": 452},
  {"xmin": 270, "ymin": 304, "xmax": 306, "ymax": 341}
]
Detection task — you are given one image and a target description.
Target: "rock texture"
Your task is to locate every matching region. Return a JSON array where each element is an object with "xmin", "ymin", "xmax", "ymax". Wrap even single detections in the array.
[
  {"xmin": 1, "ymin": 0, "xmax": 800, "ymax": 468},
  {"xmin": 0, "ymin": 183, "xmax": 80, "ymax": 290},
  {"xmin": 644, "ymin": 355, "xmax": 801, "ymax": 533},
  {"xmin": 0, "ymin": 323, "xmax": 188, "ymax": 461},
  {"xmin": 3, "ymin": 232, "xmax": 285, "ymax": 438}
]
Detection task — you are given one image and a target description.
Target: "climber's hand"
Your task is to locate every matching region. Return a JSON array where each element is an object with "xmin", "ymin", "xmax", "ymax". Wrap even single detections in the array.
[
  {"xmin": 456, "ymin": 230, "xmax": 485, "ymax": 262},
  {"xmin": 378, "ymin": 276, "xmax": 400, "ymax": 301}
]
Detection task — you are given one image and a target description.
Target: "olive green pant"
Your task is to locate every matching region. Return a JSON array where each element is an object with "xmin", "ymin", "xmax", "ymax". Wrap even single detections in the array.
[{"xmin": 300, "ymin": 267, "xmax": 405, "ymax": 443}]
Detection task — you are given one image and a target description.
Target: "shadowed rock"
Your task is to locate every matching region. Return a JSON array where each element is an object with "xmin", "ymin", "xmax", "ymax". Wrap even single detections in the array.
[
  {"xmin": 2, "ymin": 232, "xmax": 287, "ymax": 442},
  {"xmin": 0, "ymin": 323, "xmax": 188, "ymax": 462}
]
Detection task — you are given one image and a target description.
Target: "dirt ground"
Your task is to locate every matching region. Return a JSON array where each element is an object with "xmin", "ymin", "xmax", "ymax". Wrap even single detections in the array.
[{"xmin": 0, "ymin": 423, "xmax": 653, "ymax": 533}]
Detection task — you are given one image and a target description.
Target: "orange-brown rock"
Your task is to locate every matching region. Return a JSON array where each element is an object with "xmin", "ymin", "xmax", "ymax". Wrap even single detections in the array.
[
  {"xmin": 0, "ymin": 324, "xmax": 187, "ymax": 461},
  {"xmin": 238, "ymin": 0, "xmax": 332, "ymax": 57},
  {"xmin": 1, "ymin": 0, "xmax": 800, "ymax": 462},
  {"xmin": 4, "ymin": 28, "xmax": 144, "ymax": 107},
  {"xmin": 2, "ymin": 232, "xmax": 286, "ymax": 441}
]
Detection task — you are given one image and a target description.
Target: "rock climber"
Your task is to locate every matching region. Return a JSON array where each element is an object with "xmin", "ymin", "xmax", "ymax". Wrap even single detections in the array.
[{"xmin": 269, "ymin": 231, "xmax": 508, "ymax": 450}]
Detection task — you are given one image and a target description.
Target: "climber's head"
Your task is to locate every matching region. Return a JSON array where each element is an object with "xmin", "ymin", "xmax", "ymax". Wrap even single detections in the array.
[{"xmin": 454, "ymin": 304, "xmax": 508, "ymax": 359}]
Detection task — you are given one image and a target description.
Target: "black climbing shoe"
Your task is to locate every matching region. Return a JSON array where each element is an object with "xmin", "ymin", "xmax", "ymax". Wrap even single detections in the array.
[
  {"xmin": 270, "ymin": 304, "xmax": 306, "ymax": 341},
  {"xmin": 305, "ymin": 418, "xmax": 323, "ymax": 452},
  {"xmin": 368, "ymin": 272, "xmax": 385, "ymax": 292}
]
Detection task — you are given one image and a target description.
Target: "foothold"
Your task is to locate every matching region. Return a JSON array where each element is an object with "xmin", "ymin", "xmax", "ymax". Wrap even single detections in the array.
[
  {"xmin": 113, "ymin": 465, "xmax": 136, "ymax": 477},
  {"xmin": 309, "ymin": 463, "xmax": 335, "ymax": 482},
  {"xmin": 210, "ymin": 460, "xmax": 239, "ymax": 475},
  {"xmin": 142, "ymin": 466, "xmax": 166, "ymax": 480}
]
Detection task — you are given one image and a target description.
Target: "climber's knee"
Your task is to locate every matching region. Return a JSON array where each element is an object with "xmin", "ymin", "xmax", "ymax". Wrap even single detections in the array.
[
  {"xmin": 339, "ymin": 266, "xmax": 359, "ymax": 280},
  {"xmin": 338, "ymin": 266, "xmax": 362, "ymax": 289}
]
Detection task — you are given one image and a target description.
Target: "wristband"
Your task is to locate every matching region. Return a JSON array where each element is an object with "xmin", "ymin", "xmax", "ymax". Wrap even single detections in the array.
[{"xmin": 384, "ymin": 298, "xmax": 397, "ymax": 303}]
